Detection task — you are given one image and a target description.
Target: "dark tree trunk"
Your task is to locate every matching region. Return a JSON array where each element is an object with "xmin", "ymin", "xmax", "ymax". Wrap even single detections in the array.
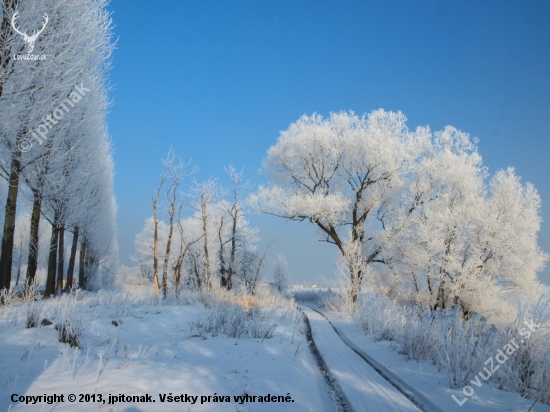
[
  {"xmin": 14, "ymin": 240, "xmax": 22, "ymax": 287},
  {"xmin": 78, "ymin": 239, "xmax": 87, "ymax": 290},
  {"xmin": 56, "ymin": 226, "xmax": 65, "ymax": 294},
  {"xmin": 201, "ymin": 201, "xmax": 211, "ymax": 291},
  {"xmin": 0, "ymin": 152, "xmax": 21, "ymax": 290},
  {"xmin": 226, "ymin": 215, "xmax": 237, "ymax": 291},
  {"xmin": 24, "ymin": 192, "xmax": 41, "ymax": 293},
  {"xmin": 190, "ymin": 253, "xmax": 201, "ymax": 290},
  {"xmin": 434, "ymin": 275, "xmax": 447, "ymax": 311},
  {"xmin": 66, "ymin": 227, "xmax": 79, "ymax": 290},
  {"xmin": 218, "ymin": 216, "xmax": 228, "ymax": 289},
  {"xmin": 162, "ymin": 215, "xmax": 174, "ymax": 299},
  {"xmin": 45, "ymin": 224, "xmax": 59, "ymax": 297},
  {"xmin": 0, "ymin": 0, "xmax": 20, "ymax": 99},
  {"xmin": 153, "ymin": 213, "xmax": 160, "ymax": 297},
  {"xmin": 351, "ymin": 269, "xmax": 362, "ymax": 303}
]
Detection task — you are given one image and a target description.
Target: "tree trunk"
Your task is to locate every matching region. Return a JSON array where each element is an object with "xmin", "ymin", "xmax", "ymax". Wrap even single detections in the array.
[
  {"xmin": 66, "ymin": 227, "xmax": 78, "ymax": 290},
  {"xmin": 218, "ymin": 216, "xmax": 228, "ymax": 289},
  {"xmin": 45, "ymin": 224, "xmax": 59, "ymax": 297},
  {"xmin": 434, "ymin": 274, "xmax": 447, "ymax": 311},
  {"xmin": 173, "ymin": 228, "xmax": 184, "ymax": 296},
  {"xmin": 162, "ymin": 211, "xmax": 174, "ymax": 298},
  {"xmin": 152, "ymin": 197, "xmax": 160, "ymax": 298},
  {"xmin": 14, "ymin": 238, "xmax": 22, "ymax": 287},
  {"xmin": 153, "ymin": 215, "xmax": 160, "ymax": 298},
  {"xmin": 0, "ymin": 153, "xmax": 21, "ymax": 290},
  {"xmin": 201, "ymin": 201, "xmax": 211, "ymax": 291},
  {"xmin": 24, "ymin": 192, "xmax": 41, "ymax": 293},
  {"xmin": 151, "ymin": 178, "xmax": 165, "ymax": 299},
  {"xmin": 84, "ymin": 251, "xmax": 97, "ymax": 287},
  {"xmin": 56, "ymin": 226, "xmax": 65, "ymax": 294},
  {"xmin": 227, "ymin": 214, "xmax": 237, "ymax": 291},
  {"xmin": 350, "ymin": 269, "xmax": 362, "ymax": 303},
  {"xmin": 190, "ymin": 252, "xmax": 201, "ymax": 290},
  {"xmin": 0, "ymin": 0, "xmax": 20, "ymax": 99},
  {"xmin": 434, "ymin": 234, "xmax": 454, "ymax": 311},
  {"xmin": 173, "ymin": 264, "xmax": 181, "ymax": 297},
  {"xmin": 78, "ymin": 239, "xmax": 87, "ymax": 289}
]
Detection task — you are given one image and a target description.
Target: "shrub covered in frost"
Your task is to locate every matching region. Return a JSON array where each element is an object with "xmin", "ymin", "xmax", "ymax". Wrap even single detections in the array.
[
  {"xmin": 192, "ymin": 301, "xmax": 277, "ymax": 340},
  {"xmin": 432, "ymin": 306, "xmax": 499, "ymax": 387},
  {"xmin": 50, "ymin": 294, "xmax": 89, "ymax": 347},
  {"xmin": 353, "ymin": 291, "xmax": 550, "ymax": 404},
  {"xmin": 355, "ymin": 293, "xmax": 405, "ymax": 339},
  {"xmin": 24, "ymin": 281, "xmax": 44, "ymax": 328}
]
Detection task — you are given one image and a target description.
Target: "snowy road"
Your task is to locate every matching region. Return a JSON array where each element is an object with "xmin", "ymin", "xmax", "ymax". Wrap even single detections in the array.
[{"xmin": 302, "ymin": 306, "xmax": 442, "ymax": 412}]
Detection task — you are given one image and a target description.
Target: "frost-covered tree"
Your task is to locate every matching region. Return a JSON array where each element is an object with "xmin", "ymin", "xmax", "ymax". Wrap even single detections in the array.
[
  {"xmin": 253, "ymin": 110, "xmax": 547, "ymax": 317},
  {"xmin": 12, "ymin": 210, "xmax": 29, "ymax": 287},
  {"xmin": 189, "ymin": 180, "xmax": 217, "ymax": 292},
  {"xmin": 132, "ymin": 216, "xmax": 168, "ymax": 278},
  {"xmin": 156, "ymin": 149, "xmax": 190, "ymax": 298},
  {"xmin": 251, "ymin": 110, "xmax": 425, "ymax": 302},
  {"xmin": 72, "ymin": 132, "xmax": 117, "ymax": 290},
  {"xmin": 219, "ymin": 166, "xmax": 251, "ymax": 290},
  {"xmin": 383, "ymin": 127, "xmax": 488, "ymax": 309},
  {"xmin": 239, "ymin": 251, "xmax": 266, "ymax": 294},
  {"xmin": 0, "ymin": 0, "xmax": 116, "ymax": 292},
  {"xmin": 384, "ymin": 127, "xmax": 547, "ymax": 320},
  {"xmin": 133, "ymin": 162, "xmax": 259, "ymax": 296},
  {"xmin": 38, "ymin": 77, "xmax": 114, "ymax": 295},
  {"xmin": 271, "ymin": 253, "xmax": 289, "ymax": 294}
]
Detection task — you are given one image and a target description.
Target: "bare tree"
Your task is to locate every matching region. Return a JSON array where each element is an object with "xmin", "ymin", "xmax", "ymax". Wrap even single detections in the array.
[
  {"xmin": 151, "ymin": 174, "xmax": 166, "ymax": 298},
  {"xmin": 217, "ymin": 212, "xmax": 227, "ymax": 287},
  {"xmin": 272, "ymin": 253, "xmax": 289, "ymax": 294},
  {"xmin": 238, "ymin": 247, "xmax": 269, "ymax": 295},
  {"xmin": 220, "ymin": 166, "xmax": 249, "ymax": 290},
  {"xmin": 160, "ymin": 149, "xmax": 190, "ymax": 298},
  {"xmin": 172, "ymin": 211, "xmax": 202, "ymax": 297},
  {"xmin": 189, "ymin": 180, "xmax": 219, "ymax": 292}
]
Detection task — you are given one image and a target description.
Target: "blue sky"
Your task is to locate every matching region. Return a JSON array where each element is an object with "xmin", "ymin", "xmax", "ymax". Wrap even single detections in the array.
[{"xmin": 106, "ymin": 0, "xmax": 550, "ymax": 285}]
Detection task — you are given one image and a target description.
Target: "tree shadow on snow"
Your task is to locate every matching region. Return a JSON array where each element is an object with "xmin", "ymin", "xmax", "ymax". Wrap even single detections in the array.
[{"xmin": 0, "ymin": 339, "xmax": 65, "ymax": 411}]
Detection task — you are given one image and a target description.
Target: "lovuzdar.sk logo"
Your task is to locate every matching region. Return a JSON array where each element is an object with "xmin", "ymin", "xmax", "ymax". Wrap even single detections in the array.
[{"xmin": 11, "ymin": 11, "xmax": 48, "ymax": 61}]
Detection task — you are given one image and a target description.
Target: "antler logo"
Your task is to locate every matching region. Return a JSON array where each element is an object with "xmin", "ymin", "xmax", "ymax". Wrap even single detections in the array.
[{"xmin": 11, "ymin": 12, "xmax": 49, "ymax": 54}]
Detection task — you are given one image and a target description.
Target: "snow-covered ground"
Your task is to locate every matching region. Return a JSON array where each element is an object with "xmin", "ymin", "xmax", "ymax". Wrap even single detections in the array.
[
  {"xmin": 3, "ymin": 289, "xmax": 549, "ymax": 412},
  {"xmin": 0, "ymin": 292, "xmax": 334, "ymax": 411},
  {"xmin": 320, "ymin": 306, "xmax": 550, "ymax": 412},
  {"xmin": 303, "ymin": 306, "xmax": 422, "ymax": 411}
]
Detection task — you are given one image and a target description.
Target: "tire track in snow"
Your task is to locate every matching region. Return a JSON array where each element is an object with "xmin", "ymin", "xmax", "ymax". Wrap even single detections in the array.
[
  {"xmin": 303, "ymin": 305, "xmax": 444, "ymax": 412},
  {"xmin": 302, "ymin": 311, "xmax": 356, "ymax": 412}
]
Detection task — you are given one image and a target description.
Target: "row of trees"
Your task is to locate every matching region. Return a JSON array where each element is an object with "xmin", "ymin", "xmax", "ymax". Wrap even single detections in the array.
[
  {"xmin": 0, "ymin": 0, "xmax": 117, "ymax": 296},
  {"xmin": 251, "ymin": 110, "xmax": 547, "ymax": 320},
  {"xmin": 132, "ymin": 152, "xmax": 268, "ymax": 298}
]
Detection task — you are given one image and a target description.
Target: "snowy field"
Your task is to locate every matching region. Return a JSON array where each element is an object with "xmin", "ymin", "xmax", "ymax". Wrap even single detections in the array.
[
  {"xmin": 322, "ymin": 307, "xmax": 550, "ymax": 412},
  {"xmin": 0, "ymin": 291, "xmax": 334, "ymax": 412},
  {"xmin": 1, "ymin": 288, "xmax": 550, "ymax": 412}
]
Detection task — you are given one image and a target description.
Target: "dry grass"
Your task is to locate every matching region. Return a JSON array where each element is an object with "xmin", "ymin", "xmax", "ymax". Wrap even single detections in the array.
[
  {"xmin": 237, "ymin": 295, "xmax": 258, "ymax": 309},
  {"xmin": 220, "ymin": 294, "xmax": 258, "ymax": 309}
]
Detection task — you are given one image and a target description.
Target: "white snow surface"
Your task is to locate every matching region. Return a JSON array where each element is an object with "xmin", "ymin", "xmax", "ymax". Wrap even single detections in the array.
[
  {"xmin": 4, "ymin": 291, "xmax": 549, "ymax": 412},
  {"xmin": 319, "ymin": 306, "xmax": 550, "ymax": 412},
  {"xmin": 0, "ymin": 294, "xmax": 335, "ymax": 411},
  {"xmin": 303, "ymin": 306, "xmax": 421, "ymax": 412}
]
